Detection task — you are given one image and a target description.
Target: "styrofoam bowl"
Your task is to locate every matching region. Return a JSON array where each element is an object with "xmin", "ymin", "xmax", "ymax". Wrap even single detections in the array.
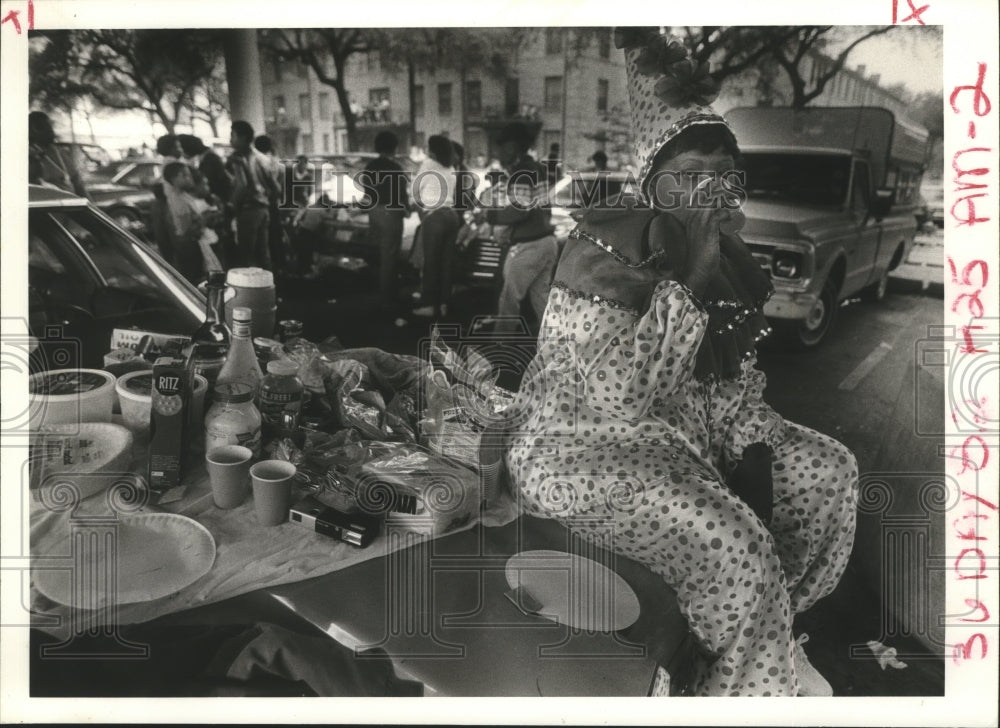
[{"xmin": 29, "ymin": 369, "xmax": 116, "ymax": 428}]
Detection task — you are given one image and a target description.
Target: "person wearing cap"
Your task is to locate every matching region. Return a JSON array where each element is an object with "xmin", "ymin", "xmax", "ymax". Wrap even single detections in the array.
[
  {"xmin": 502, "ymin": 29, "xmax": 857, "ymax": 697},
  {"xmin": 483, "ymin": 122, "xmax": 558, "ymax": 335},
  {"xmin": 179, "ymin": 133, "xmax": 232, "ymax": 206}
]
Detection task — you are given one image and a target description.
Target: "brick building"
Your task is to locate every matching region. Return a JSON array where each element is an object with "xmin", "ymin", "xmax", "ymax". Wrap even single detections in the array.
[{"xmin": 259, "ymin": 28, "xmax": 629, "ymax": 171}]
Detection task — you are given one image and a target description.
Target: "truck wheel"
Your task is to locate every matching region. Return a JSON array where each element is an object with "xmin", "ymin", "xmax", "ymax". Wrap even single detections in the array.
[
  {"xmin": 795, "ymin": 277, "xmax": 838, "ymax": 348},
  {"xmin": 861, "ymin": 268, "xmax": 890, "ymax": 303}
]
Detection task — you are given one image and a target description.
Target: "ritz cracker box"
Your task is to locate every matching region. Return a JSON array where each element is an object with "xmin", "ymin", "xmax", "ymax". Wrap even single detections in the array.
[{"xmin": 148, "ymin": 357, "xmax": 192, "ymax": 502}]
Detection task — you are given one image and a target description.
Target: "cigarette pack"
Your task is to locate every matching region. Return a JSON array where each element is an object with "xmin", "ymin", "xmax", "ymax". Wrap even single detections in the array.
[
  {"xmin": 148, "ymin": 357, "xmax": 192, "ymax": 502},
  {"xmin": 289, "ymin": 495, "xmax": 381, "ymax": 548}
]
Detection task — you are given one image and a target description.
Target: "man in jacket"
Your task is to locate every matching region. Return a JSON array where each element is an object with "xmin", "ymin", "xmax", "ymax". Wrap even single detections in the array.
[{"xmin": 227, "ymin": 121, "xmax": 281, "ymax": 269}]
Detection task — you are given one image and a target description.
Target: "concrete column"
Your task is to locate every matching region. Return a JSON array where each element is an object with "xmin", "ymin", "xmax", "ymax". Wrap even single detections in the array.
[{"xmin": 223, "ymin": 30, "xmax": 266, "ymax": 137}]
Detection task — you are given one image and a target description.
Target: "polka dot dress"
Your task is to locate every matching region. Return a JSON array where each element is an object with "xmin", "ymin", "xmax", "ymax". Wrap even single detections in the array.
[{"xmin": 507, "ymin": 281, "xmax": 859, "ymax": 696}]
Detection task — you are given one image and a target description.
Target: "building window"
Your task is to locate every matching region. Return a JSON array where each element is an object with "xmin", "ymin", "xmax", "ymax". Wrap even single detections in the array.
[
  {"xmin": 544, "ymin": 76, "xmax": 563, "ymax": 111},
  {"xmin": 299, "ymin": 93, "xmax": 311, "ymax": 119},
  {"xmin": 597, "ymin": 29, "xmax": 611, "ymax": 59},
  {"xmin": 545, "ymin": 28, "xmax": 563, "ymax": 55},
  {"xmin": 369, "ymin": 87, "xmax": 391, "ymax": 122},
  {"xmin": 273, "ymin": 59, "xmax": 283, "ymax": 82},
  {"xmin": 273, "ymin": 95, "xmax": 286, "ymax": 119},
  {"xmin": 301, "ymin": 133, "xmax": 313, "ymax": 154},
  {"xmin": 297, "ymin": 62, "xmax": 308, "ymax": 79},
  {"xmin": 318, "ymin": 92, "xmax": 331, "ymax": 121},
  {"xmin": 438, "ymin": 83, "xmax": 453, "ymax": 115},
  {"xmin": 505, "ymin": 77, "xmax": 519, "ymax": 116},
  {"xmin": 322, "ymin": 133, "xmax": 330, "ymax": 153},
  {"xmin": 597, "ymin": 79, "xmax": 609, "ymax": 113},
  {"xmin": 413, "ymin": 85, "xmax": 425, "ymax": 117},
  {"xmin": 465, "ymin": 80, "xmax": 482, "ymax": 116}
]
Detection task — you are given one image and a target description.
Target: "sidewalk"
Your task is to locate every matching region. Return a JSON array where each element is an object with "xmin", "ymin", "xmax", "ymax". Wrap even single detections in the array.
[{"xmin": 889, "ymin": 227, "xmax": 944, "ymax": 296}]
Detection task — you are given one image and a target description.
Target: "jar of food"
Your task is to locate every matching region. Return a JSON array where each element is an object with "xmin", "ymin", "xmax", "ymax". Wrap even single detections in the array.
[
  {"xmin": 204, "ymin": 382, "xmax": 262, "ymax": 458},
  {"xmin": 258, "ymin": 359, "xmax": 304, "ymax": 440}
]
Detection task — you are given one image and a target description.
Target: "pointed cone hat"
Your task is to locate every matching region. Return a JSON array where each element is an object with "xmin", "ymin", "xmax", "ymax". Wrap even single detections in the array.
[{"xmin": 615, "ymin": 27, "xmax": 732, "ymax": 201}]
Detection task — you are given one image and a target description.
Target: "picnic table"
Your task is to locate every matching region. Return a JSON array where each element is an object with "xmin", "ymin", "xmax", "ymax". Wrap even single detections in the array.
[{"xmin": 28, "ymin": 426, "xmax": 693, "ymax": 697}]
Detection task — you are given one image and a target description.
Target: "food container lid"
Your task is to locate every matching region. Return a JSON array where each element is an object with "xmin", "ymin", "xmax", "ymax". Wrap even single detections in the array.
[
  {"xmin": 226, "ymin": 267, "xmax": 274, "ymax": 288},
  {"xmin": 30, "ymin": 369, "xmax": 116, "ymax": 399},
  {"xmin": 253, "ymin": 336, "xmax": 282, "ymax": 353},
  {"xmin": 266, "ymin": 359, "xmax": 300, "ymax": 376},
  {"xmin": 212, "ymin": 382, "xmax": 254, "ymax": 403},
  {"xmin": 119, "ymin": 371, "xmax": 153, "ymax": 397}
]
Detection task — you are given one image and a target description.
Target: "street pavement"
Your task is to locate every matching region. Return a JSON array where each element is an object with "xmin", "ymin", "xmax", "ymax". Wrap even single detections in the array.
[{"xmin": 273, "ymin": 228, "xmax": 947, "ymax": 696}]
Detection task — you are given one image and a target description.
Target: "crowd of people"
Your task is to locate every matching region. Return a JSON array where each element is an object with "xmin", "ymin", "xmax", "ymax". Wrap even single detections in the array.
[{"xmin": 26, "ymin": 108, "xmax": 609, "ymax": 333}]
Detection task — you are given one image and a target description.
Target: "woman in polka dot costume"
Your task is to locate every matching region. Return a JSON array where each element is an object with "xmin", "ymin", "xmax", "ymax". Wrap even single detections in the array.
[{"xmin": 504, "ymin": 30, "xmax": 858, "ymax": 696}]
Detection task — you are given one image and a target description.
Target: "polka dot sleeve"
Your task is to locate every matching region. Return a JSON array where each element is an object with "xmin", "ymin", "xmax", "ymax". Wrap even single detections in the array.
[
  {"xmin": 574, "ymin": 279, "xmax": 708, "ymax": 421},
  {"xmin": 724, "ymin": 358, "xmax": 787, "ymax": 462}
]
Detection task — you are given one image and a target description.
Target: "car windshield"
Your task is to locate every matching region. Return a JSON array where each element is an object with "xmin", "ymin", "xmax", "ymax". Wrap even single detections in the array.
[{"xmin": 740, "ymin": 152, "xmax": 851, "ymax": 206}]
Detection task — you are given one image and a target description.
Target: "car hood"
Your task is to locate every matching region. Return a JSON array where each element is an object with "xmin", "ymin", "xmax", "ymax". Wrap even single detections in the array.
[{"xmin": 740, "ymin": 199, "xmax": 845, "ymax": 241}]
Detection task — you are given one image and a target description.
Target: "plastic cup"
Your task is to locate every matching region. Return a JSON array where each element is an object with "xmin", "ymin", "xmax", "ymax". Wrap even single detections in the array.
[
  {"xmin": 206, "ymin": 444, "xmax": 253, "ymax": 509},
  {"xmin": 250, "ymin": 460, "xmax": 297, "ymax": 526}
]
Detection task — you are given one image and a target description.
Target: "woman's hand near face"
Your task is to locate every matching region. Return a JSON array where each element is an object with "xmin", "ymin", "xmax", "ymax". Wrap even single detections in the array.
[{"xmin": 680, "ymin": 205, "xmax": 721, "ymax": 297}]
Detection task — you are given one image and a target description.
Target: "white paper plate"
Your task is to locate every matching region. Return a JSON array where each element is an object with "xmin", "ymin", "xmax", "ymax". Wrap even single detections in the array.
[
  {"xmin": 505, "ymin": 549, "xmax": 641, "ymax": 632},
  {"xmin": 34, "ymin": 513, "xmax": 216, "ymax": 609}
]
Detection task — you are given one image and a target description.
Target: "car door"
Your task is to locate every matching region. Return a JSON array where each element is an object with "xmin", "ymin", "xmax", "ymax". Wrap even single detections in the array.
[{"xmin": 842, "ymin": 159, "xmax": 883, "ymax": 295}]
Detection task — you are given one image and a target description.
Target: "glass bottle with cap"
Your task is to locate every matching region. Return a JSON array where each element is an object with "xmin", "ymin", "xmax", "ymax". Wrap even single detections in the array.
[
  {"xmin": 205, "ymin": 382, "xmax": 262, "ymax": 458},
  {"xmin": 216, "ymin": 306, "xmax": 264, "ymax": 398},
  {"xmin": 191, "ymin": 271, "xmax": 231, "ymax": 391},
  {"xmin": 258, "ymin": 359, "xmax": 304, "ymax": 440}
]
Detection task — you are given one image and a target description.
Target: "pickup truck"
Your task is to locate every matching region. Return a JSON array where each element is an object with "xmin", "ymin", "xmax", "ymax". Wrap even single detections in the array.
[{"xmin": 726, "ymin": 106, "xmax": 930, "ymax": 346}]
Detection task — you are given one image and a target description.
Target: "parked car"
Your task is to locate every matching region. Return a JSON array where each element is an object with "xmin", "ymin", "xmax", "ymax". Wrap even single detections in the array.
[
  {"xmin": 27, "ymin": 184, "xmax": 204, "ymax": 371},
  {"xmin": 293, "ymin": 155, "xmax": 422, "ymax": 264},
  {"xmin": 92, "ymin": 157, "xmax": 162, "ymax": 189},
  {"xmin": 726, "ymin": 106, "xmax": 929, "ymax": 347},
  {"xmin": 56, "ymin": 144, "xmax": 158, "ymax": 238}
]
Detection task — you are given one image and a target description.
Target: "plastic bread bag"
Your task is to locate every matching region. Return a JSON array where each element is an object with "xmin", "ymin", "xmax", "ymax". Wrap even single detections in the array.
[
  {"xmin": 272, "ymin": 428, "xmax": 370, "ymax": 512},
  {"xmin": 354, "ymin": 441, "xmax": 480, "ymax": 536},
  {"xmin": 322, "ymin": 358, "xmax": 389, "ymax": 440},
  {"xmin": 419, "ymin": 328, "xmax": 516, "ymax": 469}
]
